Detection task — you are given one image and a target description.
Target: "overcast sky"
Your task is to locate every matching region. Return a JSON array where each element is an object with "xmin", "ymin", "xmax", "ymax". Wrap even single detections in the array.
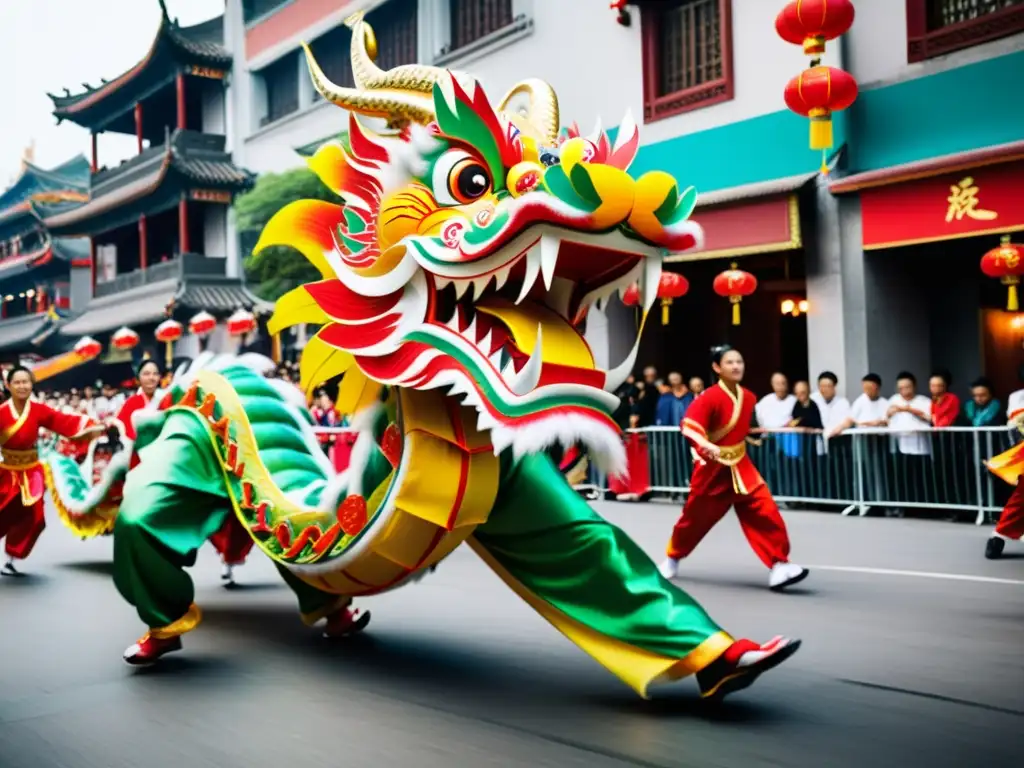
[{"xmin": 0, "ymin": 0, "xmax": 223, "ymax": 186}]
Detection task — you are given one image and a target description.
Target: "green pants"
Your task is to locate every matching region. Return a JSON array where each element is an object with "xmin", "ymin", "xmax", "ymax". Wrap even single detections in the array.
[{"xmin": 113, "ymin": 425, "xmax": 343, "ymax": 631}]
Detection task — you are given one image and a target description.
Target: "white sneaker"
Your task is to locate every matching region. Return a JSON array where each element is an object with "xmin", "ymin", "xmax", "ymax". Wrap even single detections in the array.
[
  {"xmin": 769, "ymin": 562, "xmax": 809, "ymax": 591},
  {"xmin": 659, "ymin": 557, "xmax": 680, "ymax": 580},
  {"xmin": 221, "ymin": 564, "xmax": 235, "ymax": 585}
]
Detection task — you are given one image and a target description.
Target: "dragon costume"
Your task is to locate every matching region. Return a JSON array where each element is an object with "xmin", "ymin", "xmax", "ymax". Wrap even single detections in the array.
[{"xmin": 46, "ymin": 14, "xmax": 800, "ymax": 700}]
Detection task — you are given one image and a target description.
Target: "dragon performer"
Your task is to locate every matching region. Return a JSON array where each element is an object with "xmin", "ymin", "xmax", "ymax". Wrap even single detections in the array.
[{"xmin": 44, "ymin": 15, "xmax": 801, "ymax": 701}]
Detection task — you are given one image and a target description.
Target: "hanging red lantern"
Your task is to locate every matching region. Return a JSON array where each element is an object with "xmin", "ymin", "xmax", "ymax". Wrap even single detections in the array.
[
  {"xmin": 784, "ymin": 66, "xmax": 858, "ymax": 159},
  {"xmin": 111, "ymin": 326, "xmax": 140, "ymax": 351},
  {"xmin": 73, "ymin": 336, "xmax": 102, "ymax": 360},
  {"xmin": 981, "ymin": 235, "xmax": 1024, "ymax": 312},
  {"xmin": 657, "ymin": 272, "xmax": 689, "ymax": 325},
  {"xmin": 188, "ymin": 311, "xmax": 217, "ymax": 337},
  {"xmin": 226, "ymin": 308, "xmax": 257, "ymax": 337},
  {"xmin": 713, "ymin": 263, "xmax": 758, "ymax": 326},
  {"xmin": 775, "ymin": 0, "xmax": 855, "ymax": 55},
  {"xmin": 621, "ymin": 283, "xmax": 641, "ymax": 307},
  {"xmin": 155, "ymin": 319, "xmax": 183, "ymax": 369}
]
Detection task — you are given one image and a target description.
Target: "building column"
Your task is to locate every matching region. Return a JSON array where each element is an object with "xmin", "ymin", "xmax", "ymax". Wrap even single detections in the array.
[
  {"xmin": 223, "ymin": 0, "xmax": 250, "ymax": 167},
  {"xmin": 134, "ymin": 102, "xmax": 144, "ymax": 153},
  {"xmin": 178, "ymin": 198, "xmax": 191, "ymax": 254},
  {"xmin": 225, "ymin": 205, "xmax": 241, "ymax": 279},
  {"xmin": 176, "ymin": 72, "xmax": 187, "ymax": 131},
  {"xmin": 89, "ymin": 238, "xmax": 97, "ymax": 295},
  {"xmin": 804, "ymin": 177, "xmax": 869, "ymax": 400},
  {"xmin": 138, "ymin": 214, "xmax": 149, "ymax": 270},
  {"xmin": 91, "ymin": 132, "xmax": 98, "ymax": 172}
]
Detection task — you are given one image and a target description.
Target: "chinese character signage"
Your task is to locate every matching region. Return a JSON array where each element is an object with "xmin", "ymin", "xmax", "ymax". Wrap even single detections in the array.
[{"xmin": 861, "ymin": 160, "xmax": 1024, "ymax": 250}]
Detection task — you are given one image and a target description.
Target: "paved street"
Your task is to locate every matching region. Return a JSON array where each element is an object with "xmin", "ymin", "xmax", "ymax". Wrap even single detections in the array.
[{"xmin": 1, "ymin": 500, "xmax": 1022, "ymax": 768}]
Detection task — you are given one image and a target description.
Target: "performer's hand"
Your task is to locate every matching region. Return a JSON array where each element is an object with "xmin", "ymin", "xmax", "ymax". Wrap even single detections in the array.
[{"xmin": 701, "ymin": 442, "xmax": 722, "ymax": 461}]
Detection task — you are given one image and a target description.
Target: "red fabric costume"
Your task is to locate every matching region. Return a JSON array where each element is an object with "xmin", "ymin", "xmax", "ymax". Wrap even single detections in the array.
[
  {"xmin": 0, "ymin": 400, "xmax": 89, "ymax": 559},
  {"xmin": 992, "ymin": 402, "xmax": 1024, "ymax": 541},
  {"xmin": 116, "ymin": 392, "xmax": 254, "ymax": 566},
  {"xmin": 608, "ymin": 432, "xmax": 651, "ymax": 499},
  {"xmin": 666, "ymin": 380, "xmax": 792, "ymax": 568}
]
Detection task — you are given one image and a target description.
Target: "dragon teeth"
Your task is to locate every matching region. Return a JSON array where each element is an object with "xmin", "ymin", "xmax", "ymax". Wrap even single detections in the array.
[
  {"xmin": 508, "ymin": 326, "xmax": 543, "ymax": 396},
  {"xmin": 516, "ymin": 243, "xmax": 542, "ymax": 305},
  {"xmin": 435, "ymin": 276, "xmax": 452, "ymax": 291},
  {"xmin": 493, "ymin": 264, "xmax": 512, "ymax": 291},
  {"xmin": 478, "ymin": 329, "xmax": 494, "ymax": 355},
  {"xmin": 641, "ymin": 256, "xmax": 662, "ymax": 314},
  {"xmin": 539, "ymin": 235, "xmax": 559, "ymax": 291}
]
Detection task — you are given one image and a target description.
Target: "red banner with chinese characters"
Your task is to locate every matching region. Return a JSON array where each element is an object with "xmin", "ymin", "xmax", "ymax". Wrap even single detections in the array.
[
  {"xmin": 667, "ymin": 195, "xmax": 800, "ymax": 262},
  {"xmin": 861, "ymin": 160, "xmax": 1024, "ymax": 249}
]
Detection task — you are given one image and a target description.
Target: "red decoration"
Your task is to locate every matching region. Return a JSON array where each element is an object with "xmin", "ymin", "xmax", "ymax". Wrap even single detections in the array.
[
  {"xmin": 656, "ymin": 271, "xmax": 689, "ymax": 325},
  {"xmin": 111, "ymin": 326, "xmax": 140, "ymax": 351},
  {"xmin": 338, "ymin": 495, "xmax": 369, "ymax": 536},
  {"xmin": 609, "ymin": 0, "xmax": 631, "ymax": 26},
  {"xmin": 188, "ymin": 310, "xmax": 216, "ymax": 336},
  {"xmin": 380, "ymin": 423, "xmax": 403, "ymax": 467},
  {"xmin": 621, "ymin": 283, "xmax": 640, "ymax": 307},
  {"xmin": 712, "ymin": 263, "xmax": 757, "ymax": 326},
  {"xmin": 73, "ymin": 336, "xmax": 102, "ymax": 359},
  {"xmin": 775, "ymin": 0, "xmax": 855, "ymax": 55},
  {"xmin": 783, "ymin": 66, "xmax": 858, "ymax": 156},
  {"xmin": 226, "ymin": 308, "xmax": 257, "ymax": 337},
  {"xmin": 155, "ymin": 319, "xmax": 183, "ymax": 343},
  {"xmin": 981, "ymin": 235, "xmax": 1024, "ymax": 311}
]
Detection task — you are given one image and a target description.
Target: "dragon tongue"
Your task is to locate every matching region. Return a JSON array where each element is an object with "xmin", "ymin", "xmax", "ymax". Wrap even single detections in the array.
[{"xmin": 475, "ymin": 297, "xmax": 594, "ymax": 369}]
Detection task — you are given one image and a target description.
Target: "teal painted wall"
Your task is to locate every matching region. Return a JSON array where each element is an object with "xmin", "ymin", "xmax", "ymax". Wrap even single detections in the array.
[
  {"xmin": 845, "ymin": 49, "xmax": 1024, "ymax": 172},
  {"xmin": 631, "ymin": 48, "xmax": 1024, "ymax": 193},
  {"xmin": 632, "ymin": 110, "xmax": 842, "ymax": 195}
]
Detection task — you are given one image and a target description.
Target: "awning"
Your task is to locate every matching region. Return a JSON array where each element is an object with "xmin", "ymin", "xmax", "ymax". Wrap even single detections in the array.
[
  {"xmin": 177, "ymin": 279, "xmax": 272, "ymax": 312},
  {"xmin": 665, "ymin": 173, "xmax": 815, "ymax": 263},
  {"xmin": 860, "ymin": 159, "xmax": 1024, "ymax": 250},
  {"xmin": 0, "ymin": 314, "xmax": 59, "ymax": 353},
  {"xmin": 61, "ymin": 279, "xmax": 178, "ymax": 336}
]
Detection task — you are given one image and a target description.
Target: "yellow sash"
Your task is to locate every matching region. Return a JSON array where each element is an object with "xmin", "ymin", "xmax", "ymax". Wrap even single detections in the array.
[{"xmin": 0, "ymin": 400, "xmax": 32, "ymax": 447}]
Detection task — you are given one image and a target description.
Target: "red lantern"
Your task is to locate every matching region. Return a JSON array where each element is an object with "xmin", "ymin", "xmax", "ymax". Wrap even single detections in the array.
[
  {"xmin": 621, "ymin": 283, "xmax": 641, "ymax": 307},
  {"xmin": 981, "ymin": 235, "xmax": 1024, "ymax": 311},
  {"xmin": 713, "ymin": 263, "xmax": 757, "ymax": 326},
  {"xmin": 111, "ymin": 326, "xmax": 140, "ymax": 351},
  {"xmin": 657, "ymin": 272, "xmax": 689, "ymax": 325},
  {"xmin": 188, "ymin": 311, "xmax": 217, "ymax": 337},
  {"xmin": 226, "ymin": 308, "xmax": 257, "ymax": 337},
  {"xmin": 784, "ymin": 66, "xmax": 858, "ymax": 156},
  {"xmin": 74, "ymin": 336, "xmax": 102, "ymax": 359},
  {"xmin": 155, "ymin": 319, "xmax": 183, "ymax": 369},
  {"xmin": 775, "ymin": 0, "xmax": 855, "ymax": 55}
]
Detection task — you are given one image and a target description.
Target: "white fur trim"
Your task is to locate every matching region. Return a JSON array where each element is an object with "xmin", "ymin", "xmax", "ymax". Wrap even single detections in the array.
[
  {"xmin": 490, "ymin": 412, "xmax": 626, "ymax": 477},
  {"xmin": 51, "ymin": 438, "xmax": 135, "ymax": 516}
]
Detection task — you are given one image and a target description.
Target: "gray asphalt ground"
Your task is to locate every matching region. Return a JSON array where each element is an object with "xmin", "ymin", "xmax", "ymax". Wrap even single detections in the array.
[{"xmin": 1, "ymin": 500, "xmax": 1022, "ymax": 768}]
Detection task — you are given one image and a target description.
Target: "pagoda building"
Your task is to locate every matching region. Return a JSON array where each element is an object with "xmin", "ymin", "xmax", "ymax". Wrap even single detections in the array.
[
  {"xmin": 44, "ymin": 2, "xmax": 263, "ymax": 359},
  {"xmin": 0, "ymin": 152, "xmax": 91, "ymax": 362}
]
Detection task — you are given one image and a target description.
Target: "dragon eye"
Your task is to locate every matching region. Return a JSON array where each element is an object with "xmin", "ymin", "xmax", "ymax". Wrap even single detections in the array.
[{"xmin": 431, "ymin": 150, "xmax": 492, "ymax": 206}]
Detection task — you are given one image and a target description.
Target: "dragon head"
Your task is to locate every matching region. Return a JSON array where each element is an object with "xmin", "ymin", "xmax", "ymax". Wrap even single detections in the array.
[{"xmin": 258, "ymin": 14, "xmax": 702, "ymax": 475}]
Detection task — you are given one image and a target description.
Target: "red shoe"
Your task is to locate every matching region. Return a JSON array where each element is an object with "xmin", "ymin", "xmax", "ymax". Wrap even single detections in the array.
[
  {"xmin": 123, "ymin": 634, "xmax": 183, "ymax": 666},
  {"xmin": 323, "ymin": 606, "xmax": 371, "ymax": 639},
  {"xmin": 697, "ymin": 636, "xmax": 801, "ymax": 701}
]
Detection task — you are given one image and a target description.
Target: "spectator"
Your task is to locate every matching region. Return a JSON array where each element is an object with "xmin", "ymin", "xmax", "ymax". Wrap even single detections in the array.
[
  {"xmin": 311, "ymin": 390, "xmax": 339, "ymax": 457},
  {"xmin": 888, "ymin": 371, "xmax": 932, "ymax": 455},
  {"xmin": 836, "ymin": 373, "xmax": 889, "ymax": 431},
  {"xmin": 633, "ymin": 366, "xmax": 659, "ymax": 427},
  {"xmin": 929, "ymin": 370, "xmax": 961, "ymax": 427},
  {"xmin": 812, "ymin": 371, "xmax": 851, "ymax": 439},
  {"xmin": 789, "ymin": 381, "xmax": 823, "ymax": 430},
  {"xmin": 964, "ymin": 377, "xmax": 1001, "ymax": 427},
  {"xmin": 612, "ymin": 375, "xmax": 636, "ymax": 430},
  {"xmin": 655, "ymin": 372, "xmax": 694, "ymax": 427},
  {"xmin": 688, "ymin": 376, "xmax": 705, "ymax": 397},
  {"xmin": 755, "ymin": 372, "xmax": 796, "ymax": 430}
]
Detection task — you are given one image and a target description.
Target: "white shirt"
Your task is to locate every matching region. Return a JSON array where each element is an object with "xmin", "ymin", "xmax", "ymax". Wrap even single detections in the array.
[
  {"xmin": 850, "ymin": 394, "xmax": 889, "ymax": 425},
  {"xmin": 1007, "ymin": 388, "xmax": 1024, "ymax": 423},
  {"xmin": 756, "ymin": 393, "xmax": 796, "ymax": 430},
  {"xmin": 887, "ymin": 394, "xmax": 932, "ymax": 455},
  {"xmin": 811, "ymin": 392, "xmax": 852, "ymax": 432}
]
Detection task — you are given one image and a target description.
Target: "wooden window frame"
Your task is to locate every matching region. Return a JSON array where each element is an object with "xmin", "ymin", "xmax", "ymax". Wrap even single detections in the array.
[
  {"xmin": 640, "ymin": 0, "xmax": 734, "ymax": 124},
  {"xmin": 446, "ymin": 0, "xmax": 516, "ymax": 55},
  {"xmin": 906, "ymin": 0, "xmax": 1024, "ymax": 63}
]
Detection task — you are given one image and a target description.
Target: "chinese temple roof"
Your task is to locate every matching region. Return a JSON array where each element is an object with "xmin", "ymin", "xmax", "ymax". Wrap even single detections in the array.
[
  {"xmin": 0, "ymin": 311, "xmax": 63, "ymax": 355},
  {"xmin": 0, "ymin": 155, "xmax": 91, "ymax": 239},
  {"xmin": 49, "ymin": 2, "xmax": 231, "ymax": 133},
  {"xmin": 61, "ymin": 256, "xmax": 270, "ymax": 335},
  {"xmin": 43, "ymin": 130, "xmax": 255, "ymax": 237},
  {"xmin": 0, "ymin": 237, "xmax": 89, "ymax": 293}
]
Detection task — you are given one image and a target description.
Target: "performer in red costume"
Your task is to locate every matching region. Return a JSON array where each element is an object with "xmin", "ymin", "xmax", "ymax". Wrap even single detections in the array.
[
  {"xmin": 985, "ymin": 386, "xmax": 1024, "ymax": 559},
  {"xmin": 659, "ymin": 346, "xmax": 809, "ymax": 591},
  {"xmin": 114, "ymin": 360, "xmax": 253, "ymax": 584},
  {"xmin": 0, "ymin": 365, "xmax": 106, "ymax": 576}
]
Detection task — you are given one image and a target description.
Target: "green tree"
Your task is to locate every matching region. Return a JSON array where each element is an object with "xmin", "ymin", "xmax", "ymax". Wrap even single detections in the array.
[{"xmin": 237, "ymin": 132, "xmax": 349, "ymax": 300}]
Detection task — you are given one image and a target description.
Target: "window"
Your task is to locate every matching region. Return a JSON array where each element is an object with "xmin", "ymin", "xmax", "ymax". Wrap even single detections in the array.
[
  {"xmin": 906, "ymin": 0, "xmax": 1024, "ymax": 63},
  {"xmin": 243, "ymin": 0, "xmax": 291, "ymax": 25},
  {"xmin": 261, "ymin": 53, "xmax": 299, "ymax": 126},
  {"xmin": 449, "ymin": 0, "xmax": 514, "ymax": 52},
  {"xmin": 641, "ymin": 0, "xmax": 734, "ymax": 123},
  {"xmin": 311, "ymin": 25, "xmax": 355, "ymax": 101}
]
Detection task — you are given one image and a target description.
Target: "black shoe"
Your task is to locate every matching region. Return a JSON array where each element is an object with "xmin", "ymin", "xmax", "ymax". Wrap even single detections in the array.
[
  {"xmin": 985, "ymin": 537, "xmax": 1005, "ymax": 560},
  {"xmin": 0, "ymin": 562, "xmax": 23, "ymax": 577}
]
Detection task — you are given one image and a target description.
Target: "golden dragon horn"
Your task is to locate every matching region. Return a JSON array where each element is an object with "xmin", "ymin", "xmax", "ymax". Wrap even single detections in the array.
[
  {"xmin": 302, "ymin": 42, "xmax": 436, "ymax": 126},
  {"xmin": 498, "ymin": 79, "xmax": 561, "ymax": 146},
  {"xmin": 343, "ymin": 12, "xmax": 449, "ymax": 95}
]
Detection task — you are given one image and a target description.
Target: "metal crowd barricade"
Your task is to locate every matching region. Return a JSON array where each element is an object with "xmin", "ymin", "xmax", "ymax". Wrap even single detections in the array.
[{"xmin": 576, "ymin": 425, "xmax": 1020, "ymax": 525}]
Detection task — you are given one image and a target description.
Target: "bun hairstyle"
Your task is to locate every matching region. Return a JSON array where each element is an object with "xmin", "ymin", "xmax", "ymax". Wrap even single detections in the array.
[{"xmin": 710, "ymin": 344, "xmax": 734, "ymax": 366}]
